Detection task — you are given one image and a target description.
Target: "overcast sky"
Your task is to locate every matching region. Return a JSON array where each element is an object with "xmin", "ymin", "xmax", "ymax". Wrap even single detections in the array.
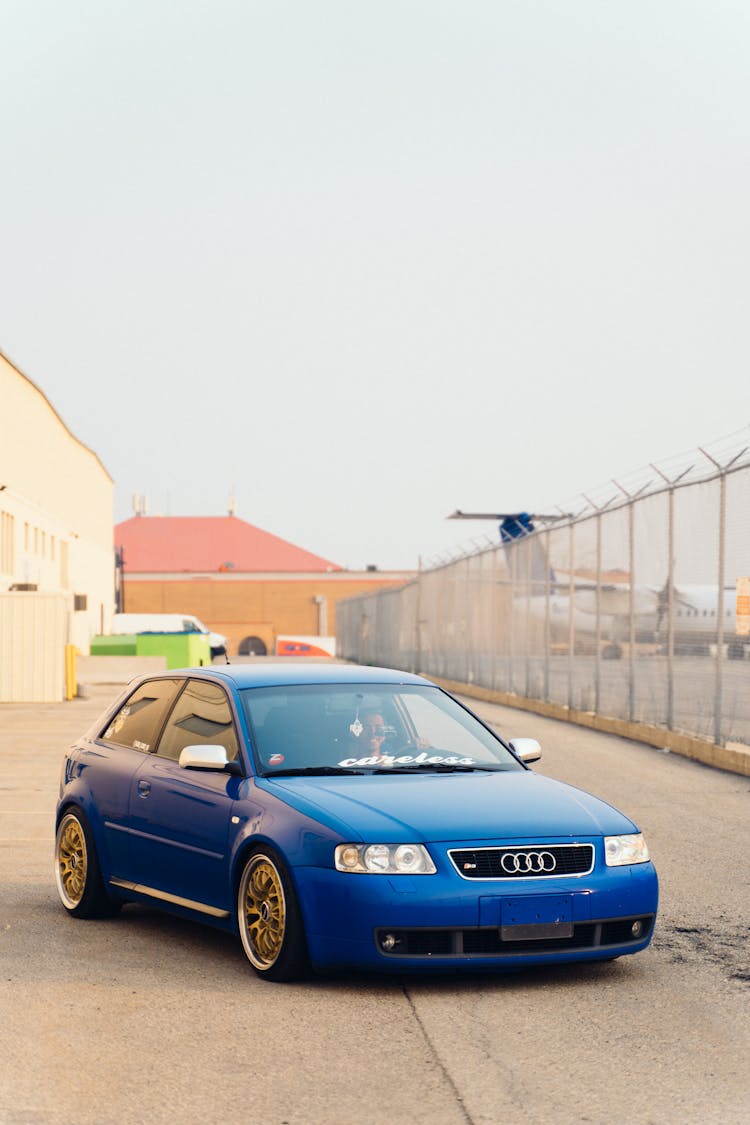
[{"xmin": 2, "ymin": 1, "xmax": 748, "ymax": 570}]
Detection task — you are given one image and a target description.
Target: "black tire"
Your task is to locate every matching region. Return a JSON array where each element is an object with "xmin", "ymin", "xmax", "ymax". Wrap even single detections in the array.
[
  {"xmin": 237, "ymin": 849, "xmax": 309, "ymax": 981},
  {"xmin": 54, "ymin": 809, "xmax": 120, "ymax": 918}
]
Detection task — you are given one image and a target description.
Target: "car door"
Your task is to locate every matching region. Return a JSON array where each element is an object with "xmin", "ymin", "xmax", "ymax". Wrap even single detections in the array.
[
  {"xmin": 126, "ymin": 678, "xmax": 243, "ymax": 913},
  {"xmin": 91, "ymin": 677, "xmax": 184, "ymax": 879}
]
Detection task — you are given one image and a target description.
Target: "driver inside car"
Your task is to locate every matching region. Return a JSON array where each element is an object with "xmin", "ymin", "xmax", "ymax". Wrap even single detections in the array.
[
  {"xmin": 348, "ymin": 709, "xmax": 430, "ymax": 764},
  {"xmin": 361, "ymin": 711, "xmax": 389, "ymax": 760}
]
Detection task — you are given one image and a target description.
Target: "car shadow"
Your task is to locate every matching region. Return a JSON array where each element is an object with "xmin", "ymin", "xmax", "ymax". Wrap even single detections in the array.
[{"xmin": 35, "ymin": 892, "xmax": 648, "ymax": 995}]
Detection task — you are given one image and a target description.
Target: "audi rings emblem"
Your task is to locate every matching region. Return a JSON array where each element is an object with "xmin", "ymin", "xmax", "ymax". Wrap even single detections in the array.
[{"xmin": 500, "ymin": 850, "xmax": 557, "ymax": 874}]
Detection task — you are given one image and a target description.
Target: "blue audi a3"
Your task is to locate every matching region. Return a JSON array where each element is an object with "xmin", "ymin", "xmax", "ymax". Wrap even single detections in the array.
[{"xmin": 55, "ymin": 664, "xmax": 658, "ymax": 980}]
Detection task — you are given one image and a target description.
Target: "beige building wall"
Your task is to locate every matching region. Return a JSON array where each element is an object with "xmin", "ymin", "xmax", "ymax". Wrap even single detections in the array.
[
  {"xmin": 0, "ymin": 350, "xmax": 115, "ymax": 658},
  {"xmin": 0, "ymin": 592, "xmax": 67, "ymax": 702},
  {"xmin": 122, "ymin": 571, "xmax": 414, "ymax": 655}
]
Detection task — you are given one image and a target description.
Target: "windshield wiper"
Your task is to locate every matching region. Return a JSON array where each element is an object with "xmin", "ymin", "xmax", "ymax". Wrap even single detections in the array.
[{"xmin": 263, "ymin": 766, "xmax": 366, "ymax": 777}]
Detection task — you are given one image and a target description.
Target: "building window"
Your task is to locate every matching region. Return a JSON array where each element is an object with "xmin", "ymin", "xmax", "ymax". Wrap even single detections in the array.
[
  {"xmin": 1, "ymin": 512, "xmax": 15, "ymax": 574},
  {"xmin": 60, "ymin": 541, "xmax": 69, "ymax": 589}
]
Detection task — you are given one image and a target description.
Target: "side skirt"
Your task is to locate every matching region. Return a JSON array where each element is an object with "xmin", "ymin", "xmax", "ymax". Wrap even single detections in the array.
[{"xmin": 109, "ymin": 877, "xmax": 230, "ymax": 919}]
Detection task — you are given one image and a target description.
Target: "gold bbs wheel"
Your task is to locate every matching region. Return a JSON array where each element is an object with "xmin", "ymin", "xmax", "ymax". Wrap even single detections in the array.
[
  {"xmin": 239, "ymin": 854, "xmax": 286, "ymax": 969},
  {"xmin": 56, "ymin": 812, "xmax": 89, "ymax": 910},
  {"xmin": 237, "ymin": 851, "xmax": 308, "ymax": 980},
  {"xmin": 54, "ymin": 809, "xmax": 115, "ymax": 918}
]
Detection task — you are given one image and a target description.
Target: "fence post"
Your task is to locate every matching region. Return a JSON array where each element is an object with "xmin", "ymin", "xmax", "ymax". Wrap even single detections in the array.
[
  {"xmin": 567, "ymin": 520, "xmax": 575, "ymax": 712},
  {"xmin": 651, "ymin": 464, "xmax": 695, "ymax": 732},
  {"xmin": 415, "ymin": 558, "xmax": 422, "ymax": 673},
  {"xmin": 715, "ymin": 472, "xmax": 728, "ymax": 747},
  {"xmin": 595, "ymin": 511, "xmax": 602, "ymax": 714},
  {"xmin": 613, "ymin": 478, "xmax": 657, "ymax": 724},
  {"xmin": 464, "ymin": 556, "xmax": 471, "ymax": 684},
  {"xmin": 525, "ymin": 533, "xmax": 532, "ymax": 697},
  {"xmin": 629, "ymin": 500, "xmax": 636, "ymax": 721},
  {"xmin": 582, "ymin": 494, "xmax": 618, "ymax": 717},
  {"xmin": 666, "ymin": 486, "xmax": 675, "ymax": 729},
  {"xmin": 692, "ymin": 444, "xmax": 746, "ymax": 744},
  {"xmin": 544, "ymin": 527, "xmax": 551, "ymax": 700},
  {"xmin": 489, "ymin": 547, "xmax": 498, "ymax": 691},
  {"xmin": 715, "ymin": 471, "xmax": 727, "ymax": 746},
  {"xmin": 508, "ymin": 543, "xmax": 517, "ymax": 693}
]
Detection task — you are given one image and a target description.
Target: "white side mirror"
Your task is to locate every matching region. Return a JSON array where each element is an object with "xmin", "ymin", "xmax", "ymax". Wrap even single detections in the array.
[
  {"xmin": 508, "ymin": 738, "xmax": 542, "ymax": 764},
  {"xmin": 179, "ymin": 744, "xmax": 230, "ymax": 770}
]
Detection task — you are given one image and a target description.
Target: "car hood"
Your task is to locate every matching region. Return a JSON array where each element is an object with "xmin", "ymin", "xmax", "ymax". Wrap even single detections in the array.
[{"xmin": 261, "ymin": 770, "xmax": 638, "ymax": 842}]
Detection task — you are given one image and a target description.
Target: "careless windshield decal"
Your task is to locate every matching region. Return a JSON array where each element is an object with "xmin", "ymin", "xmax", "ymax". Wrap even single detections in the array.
[{"xmin": 337, "ymin": 752, "xmax": 477, "ymax": 768}]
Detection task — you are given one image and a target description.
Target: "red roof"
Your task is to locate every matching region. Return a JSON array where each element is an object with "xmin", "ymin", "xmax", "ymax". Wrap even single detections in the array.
[{"xmin": 116, "ymin": 516, "xmax": 342, "ymax": 574}]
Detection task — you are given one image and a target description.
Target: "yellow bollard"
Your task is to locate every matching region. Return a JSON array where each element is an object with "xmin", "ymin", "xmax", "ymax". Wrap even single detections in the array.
[{"xmin": 64, "ymin": 644, "xmax": 77, "ymax": 701}]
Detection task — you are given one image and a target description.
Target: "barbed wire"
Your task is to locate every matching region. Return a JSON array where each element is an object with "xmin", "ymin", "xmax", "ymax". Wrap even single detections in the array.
[{"xmin": 424, "ymin": 425, "xmax": 750, "ymax": 572}]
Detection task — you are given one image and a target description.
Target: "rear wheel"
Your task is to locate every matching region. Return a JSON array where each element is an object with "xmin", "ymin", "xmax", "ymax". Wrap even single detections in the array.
[
  {"xmin": 55, "ymin": 810, "xmax": 119, "ymax": 918},
  {"xmin": 237, "ymin": 850, "xmax": 309, "ymax": 981}
]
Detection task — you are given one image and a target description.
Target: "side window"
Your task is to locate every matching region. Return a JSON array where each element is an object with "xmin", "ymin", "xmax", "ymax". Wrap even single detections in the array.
[
  {"xmin": 101, "ymin": 679, "xmax": 183, "ymax": 752},
  {"xmin": 156, "ymin": 679, "xmax": 240, "ymax": 763}
]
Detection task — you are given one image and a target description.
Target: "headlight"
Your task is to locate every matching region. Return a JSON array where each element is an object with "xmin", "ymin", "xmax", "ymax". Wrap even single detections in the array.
[
  {"xmin": 334, "ymin": 843, "xmax": 436, "ymax": 874},
  {"xmin": 604, "ymin": 833, "xmax": 650, "ymax": 866}
]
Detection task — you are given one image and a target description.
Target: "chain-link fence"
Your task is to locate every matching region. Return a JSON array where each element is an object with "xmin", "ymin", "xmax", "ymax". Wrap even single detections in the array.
[{"xmin": 338, "ymin": 434, "xmax": 750, "ymax": 748}]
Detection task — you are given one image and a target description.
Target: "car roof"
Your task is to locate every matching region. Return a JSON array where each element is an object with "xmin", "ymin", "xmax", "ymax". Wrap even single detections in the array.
[{"xmin": 165, "ymin": 663, "xmax": 434, "ymax": 691}]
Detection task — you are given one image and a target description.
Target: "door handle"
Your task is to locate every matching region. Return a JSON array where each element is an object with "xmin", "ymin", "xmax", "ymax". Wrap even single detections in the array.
[{"xmin": 137, "ymin": 780, "xmax": 151, "ymax": 797}]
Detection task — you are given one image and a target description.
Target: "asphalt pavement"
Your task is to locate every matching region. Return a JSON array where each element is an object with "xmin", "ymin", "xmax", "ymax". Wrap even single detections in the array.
[{"xmin": 0, "ymin": 677, "xmax": 748, "ymax": 1125}]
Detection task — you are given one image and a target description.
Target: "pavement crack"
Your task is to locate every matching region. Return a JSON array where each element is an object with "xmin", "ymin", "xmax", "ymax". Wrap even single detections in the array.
[{"xmin": 401, "ymin": 983, "xmax": 475, "ymax": 1125}]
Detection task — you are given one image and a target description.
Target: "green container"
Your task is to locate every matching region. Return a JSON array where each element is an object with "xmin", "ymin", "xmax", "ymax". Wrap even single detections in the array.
[
  {"xmin": 90, "ymin": 634, "xmax": 137, "ymax": 656},
  {"xmin": 135, "ymin": 632, "xmax": 211, "ymax": 669}
]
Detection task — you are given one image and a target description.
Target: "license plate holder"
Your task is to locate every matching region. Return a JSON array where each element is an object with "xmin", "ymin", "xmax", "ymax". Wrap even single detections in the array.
[{"xmin": 500, "ymin": 894, "xmax": 574, "ymax": 941}]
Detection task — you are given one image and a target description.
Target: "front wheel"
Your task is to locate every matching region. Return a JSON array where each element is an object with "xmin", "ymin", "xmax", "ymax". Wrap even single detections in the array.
[
  {"xmin": 54, "ymin": 809, "xmax": 119, "ymax": 918},
  {"xmin": 237, "ymin": 850, "xmax": 309, "ymax": 981}
]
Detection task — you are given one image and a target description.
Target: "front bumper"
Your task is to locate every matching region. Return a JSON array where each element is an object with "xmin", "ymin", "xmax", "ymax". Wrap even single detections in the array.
[{"xmin": 294, "ymin": 844, "xmax": 658, "ymax": 973}]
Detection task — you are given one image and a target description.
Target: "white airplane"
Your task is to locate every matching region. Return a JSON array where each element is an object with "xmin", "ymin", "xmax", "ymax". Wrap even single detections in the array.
[
  {"xmin": 521, "ymin": 581, "xmax": 744, "ymax": 657},
  {"xmin": 445, "ymin": 512, "xmax": 746, "ymax": 655}
]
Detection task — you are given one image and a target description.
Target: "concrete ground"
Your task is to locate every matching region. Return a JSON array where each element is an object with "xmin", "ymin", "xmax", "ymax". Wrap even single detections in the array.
[{"xmin": 0, "ymin": 667, "xmax": 748, "ymax": 1125}]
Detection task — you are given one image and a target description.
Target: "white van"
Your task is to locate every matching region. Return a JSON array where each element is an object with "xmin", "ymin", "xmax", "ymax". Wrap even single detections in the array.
[{"xmin": 111, "ymin": 613, "xmax": 227, "ymax": 657}]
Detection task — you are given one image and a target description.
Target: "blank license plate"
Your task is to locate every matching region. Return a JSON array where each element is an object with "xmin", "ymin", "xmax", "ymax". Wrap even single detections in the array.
[{"xmin": 500, "ymin": 895, "xmax": 573, "ymax": 941}]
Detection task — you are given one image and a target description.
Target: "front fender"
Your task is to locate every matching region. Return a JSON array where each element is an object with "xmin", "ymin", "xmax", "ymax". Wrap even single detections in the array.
[{"xmin": 227, "ymin": 782, "xmax": 342, "ymax": 923}]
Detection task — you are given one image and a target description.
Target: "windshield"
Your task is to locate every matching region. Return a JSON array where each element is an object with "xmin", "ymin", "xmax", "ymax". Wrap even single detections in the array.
[{"xmin": 240, "ymin": 684, "xmax": 523, "ymax": 775}]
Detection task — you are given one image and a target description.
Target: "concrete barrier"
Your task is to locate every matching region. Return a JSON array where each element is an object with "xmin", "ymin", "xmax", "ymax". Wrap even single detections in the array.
[{"xmin": 431, "ymin": 675, "xmax": 750, "ymax": 778}]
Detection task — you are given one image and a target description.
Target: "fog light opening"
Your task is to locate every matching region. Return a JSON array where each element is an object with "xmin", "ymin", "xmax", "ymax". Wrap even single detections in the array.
[
  {"xmin": 631, "ymin": 919, "xmax": 644, "ymax": 938},
  {"xmin": 381, "ymin": 932, "xmax": 401, "ymax": 952}
]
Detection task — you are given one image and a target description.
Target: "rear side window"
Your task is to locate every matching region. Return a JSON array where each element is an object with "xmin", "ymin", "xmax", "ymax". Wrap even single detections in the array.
[
  {"xmin": 101, "ymin": 679, "xmax": 183, "ymax": 752},
  {"xmin": 156, "ymin": 679, "xmax": 239, "ymax": 762}
]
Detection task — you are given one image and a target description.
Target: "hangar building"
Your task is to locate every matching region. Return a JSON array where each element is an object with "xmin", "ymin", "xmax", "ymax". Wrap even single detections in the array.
[
  {"xmin": 115, "ymin": 513, "xmax": 413, "ymax": 657},
  {"xmin": 0, "ymin": 349, "xmax": 115, "ymax": 700}
]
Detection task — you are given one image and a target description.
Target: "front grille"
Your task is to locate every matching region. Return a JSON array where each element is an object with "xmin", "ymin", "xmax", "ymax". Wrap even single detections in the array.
[
  {"xmin": 462, "ymin": 925, "xmax": 596, "ymax": 954},
  {"xmin": 375, "ymin": 916, "xmax": 654, "ymax": 958},
  {"xmin": 449, "ymin": 843, "xmax": 594, "ymax": 879}
]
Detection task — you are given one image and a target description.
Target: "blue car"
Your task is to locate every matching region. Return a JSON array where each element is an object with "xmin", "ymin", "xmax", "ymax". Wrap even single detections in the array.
[{"xmin": 55, "ymin": 664, "xmax": 658, "ymax": 980}]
